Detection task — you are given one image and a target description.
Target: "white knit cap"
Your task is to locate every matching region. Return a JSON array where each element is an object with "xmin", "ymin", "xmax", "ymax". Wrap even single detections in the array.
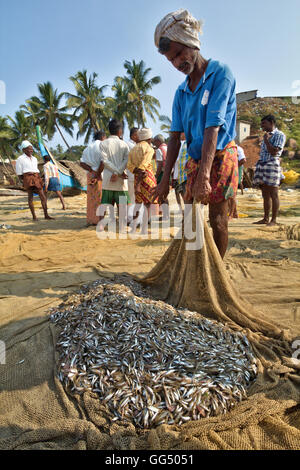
[
  {"xmin": 137, "ymin": 128, "xmax": 152, "ymax": 141},
  {"xmin": 20, "ymin": 140, "xmax": 33, "ymax": 150},
  {"xmin": 154, "ymin": 9, "xmax": 203, "ymax": 50}
]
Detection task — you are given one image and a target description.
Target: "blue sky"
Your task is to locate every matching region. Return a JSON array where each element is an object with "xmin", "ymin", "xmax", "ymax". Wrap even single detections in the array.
[{"xmin": 1, "ymin": 0, "xmax": 299, "ymax": 150}]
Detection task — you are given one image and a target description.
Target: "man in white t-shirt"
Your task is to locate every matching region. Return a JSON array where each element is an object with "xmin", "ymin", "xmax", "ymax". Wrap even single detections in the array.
[
  {"xmin": 15, "ymin": 140, "xmax": 53, "ymax": 221},
  {"xmin": 97, "ymin": 119, "xmax": 130, "ymax": 232}
]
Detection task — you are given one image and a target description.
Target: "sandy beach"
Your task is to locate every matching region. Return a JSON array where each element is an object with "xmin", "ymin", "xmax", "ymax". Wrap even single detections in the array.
[
  {"xmin": 1, "ymin": 188, "xmax": 299, "ymax": 335},
  {"xmin": 0, "ymin": 187, "xmax": 299, "ymax": 450}
]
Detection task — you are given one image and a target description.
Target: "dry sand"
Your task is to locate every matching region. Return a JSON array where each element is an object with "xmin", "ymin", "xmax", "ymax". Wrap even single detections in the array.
[{"xmin": 0, "ymin": 188, "xmax": 299, "ymax": 336}]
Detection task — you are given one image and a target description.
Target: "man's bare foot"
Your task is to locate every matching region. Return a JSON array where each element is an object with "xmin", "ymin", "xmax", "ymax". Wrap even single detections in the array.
[
  {"xmin": 97, "ymin": 223, "xmax": 105, "ymax": 232},
  {"xmin": 32, "ymin": 218, "xmax": 39, "ymax": 222},
  {"xmin": 267, "ymin": 221, "xmax": 277, "ymax": 227},
  {"xmin": 253, "ymin": 219, "xmax": 269, "ymax": 225},
  {"xmin": 45, "ymin": 215, "xmax": 55, "ymax": 220}
]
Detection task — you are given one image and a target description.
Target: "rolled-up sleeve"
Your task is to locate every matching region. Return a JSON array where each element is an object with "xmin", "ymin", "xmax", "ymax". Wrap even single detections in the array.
[
  {"xmin": 170, "ymin": 89, "xmax": 184, "ymax": 132},
  {"xmin": 205, "ymin": 68, "xmax": 236, "ymax": 128}
]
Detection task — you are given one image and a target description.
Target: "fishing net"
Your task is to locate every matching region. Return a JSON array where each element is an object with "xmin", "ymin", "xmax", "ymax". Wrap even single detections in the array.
[{"xmin": 0, "ymin": 203, "xmax": 299, "ymax": 450}]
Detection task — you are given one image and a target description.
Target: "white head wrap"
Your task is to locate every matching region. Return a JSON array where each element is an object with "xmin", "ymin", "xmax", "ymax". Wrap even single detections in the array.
[
  {"xmin": 20, "ymin": 140, "xmax": 33, "ymax": 150},
  {"xmin": 154, "ymin": 9, "xmax": 203, "ymax": 51},
  {"xmin": 137, "ymin": 128, "xmax": 152, "ymax": 141}
]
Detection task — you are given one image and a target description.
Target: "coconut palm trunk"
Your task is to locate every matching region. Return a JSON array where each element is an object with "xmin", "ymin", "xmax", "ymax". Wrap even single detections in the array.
[{"xmin": 55, "ymin": 121, "xmax": 71, "ymax": 150}]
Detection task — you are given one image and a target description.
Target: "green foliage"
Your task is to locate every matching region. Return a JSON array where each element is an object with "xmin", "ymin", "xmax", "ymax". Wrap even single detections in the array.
[
  {"xmin": 237, "ymin": 97, "xmax": 300, "ymax": 147},
  {"xmin": 121, "ymin": 60, "xmax": 161, "ymax": 128},
  {"xmin": 65, "ymin": 70, "xmax": 109, "ymax": 144},
  {"xmin": 159, "ymin": 115, "xmax": 172, "ymax": 135},
  {"xmin": 6, "ymin": 110, "xmax": 39, "ymax": 154},
  {"xmin": 0, "ymin": 116, "xmax": 14, "ymax": 157},
  {"xmin": 48, "ymin": 143, "xmax": 65, "ymax": 159},
  {"xmin": 26, "ymin": 81, "xmax": 74, "ymax": 148},
  {"xmin": 59, "ymin": 145, "xmax": 85, "ymax": 161},
  {"xmin": 1, "ymin": 59, "xmax": 162, "ymax": 157}
]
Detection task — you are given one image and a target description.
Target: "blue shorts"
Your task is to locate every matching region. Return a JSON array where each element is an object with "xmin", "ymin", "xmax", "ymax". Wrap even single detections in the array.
[{"xmin": 47, "ymin": 177, "xmax": 61, "ymax": 191}]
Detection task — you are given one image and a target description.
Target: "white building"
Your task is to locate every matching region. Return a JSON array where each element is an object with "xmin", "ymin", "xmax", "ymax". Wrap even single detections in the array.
[{"xmin": 236, "ymin": 120, "xmax": 251, "ymax": 144}]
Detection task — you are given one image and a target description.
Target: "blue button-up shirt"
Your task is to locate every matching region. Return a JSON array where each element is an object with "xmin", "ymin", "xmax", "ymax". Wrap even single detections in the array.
[
  {"xmin": 259, "ymin": 128, "xmax": 286, "ymax": 163},
  {"xmin": 171, "ymin": 59, "xmax": 236, "ymax": 161}
]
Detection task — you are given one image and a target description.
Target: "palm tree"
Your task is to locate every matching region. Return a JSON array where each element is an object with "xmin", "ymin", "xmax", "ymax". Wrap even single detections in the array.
[
  {"xmin": 6, "ymin": 110, "xmax": 38, "ymax": 152},
  {"xmin": 109, "ymin": 76, "xmax": 135, "ymax": 129},
  {"xmin": 65, "ymin": 70, "xmax": 109, "ymax": 143},
  {"xmin": 26, "ymin": 81, "xmax": 74, "ymax": 149},
  {"xmin": 159, "ymin": 115, "xmax": 172, "ymax": 134},
  {"xmin": 122, "ymin": 60, "xmax": 161, "ymax": 127},
  {"xmin": 0, "ymin": 116, "xmax": 14, "ymax": 158}
]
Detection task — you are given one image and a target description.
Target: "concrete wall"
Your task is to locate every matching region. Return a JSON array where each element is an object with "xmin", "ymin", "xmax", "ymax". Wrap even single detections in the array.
[
  {"xmin": 236, "ymin": 121, "xmax": 251, "ymax": 144},
  {"xmin": 236, "ymin": 90, "xmax": 258, "ymax": 104}
]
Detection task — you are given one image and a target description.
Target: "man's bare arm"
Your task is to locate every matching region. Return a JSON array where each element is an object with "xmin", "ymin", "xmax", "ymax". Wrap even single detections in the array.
[
  {"xmin": 265, "ymin": 140, "xmax": 281, "ymax": 156},
  {"xmin": 193, "ymin": 126, "xmax": 220, "ymax": 204},
  {"xmin": 80, "ymin": 162, "xmax": 93, "ymax": 172}
]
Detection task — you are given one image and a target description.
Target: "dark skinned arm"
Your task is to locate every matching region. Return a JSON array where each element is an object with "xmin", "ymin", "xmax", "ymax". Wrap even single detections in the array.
[
  {"xmin": 264, "ymin": 134, "xmax": 281, "ymax": 156},
  {"xmin": 95, "ymin": 161, "xmax": 104, "ymax": 180},
  {"xmin": 155, "ymin": 161, "xmax": 163, "ymax": 180},
  {"xmin": 193, "ymin": 126, "xmax": 220, "ymax": 204},
  {"xmin": 80, "ymin": 162, "xmax": 93, "ymax": 172},
  {"xmin": 152, "ymin": 132, "xmax": 181, "ymax": 202}
]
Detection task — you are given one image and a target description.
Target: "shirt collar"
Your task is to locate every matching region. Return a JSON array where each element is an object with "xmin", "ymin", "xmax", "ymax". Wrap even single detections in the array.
[
  {"xmin": 180, "ymin": 59, "xmax": 216, "ymax": 94},
  {"xmin": 109, "ymin": 135, "xmax": 120, "ymax": 140}
]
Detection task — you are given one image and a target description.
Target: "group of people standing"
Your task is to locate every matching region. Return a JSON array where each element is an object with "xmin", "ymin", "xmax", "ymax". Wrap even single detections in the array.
[
  {"xmin": 14, "ymin": 8, "xmax": 287, "ymax": 262},
  {"xmin": 15, "ymin": 140, "xmax": 65, "ymax": 221},
  {"xmin": 79, "ymin": 120, "xmax": 176, "ymax": 235}
]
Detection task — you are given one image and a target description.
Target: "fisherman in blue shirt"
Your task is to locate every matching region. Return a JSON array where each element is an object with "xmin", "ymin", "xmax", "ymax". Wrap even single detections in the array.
[{"xmin": 153, "ymin": 9, "xmax": 238, "ymax": 258}]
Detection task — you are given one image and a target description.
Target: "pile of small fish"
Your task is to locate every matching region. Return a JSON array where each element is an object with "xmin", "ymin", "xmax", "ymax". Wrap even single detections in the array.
[{"xmin": 51, "ymin": 279, "xmax": 257, "ymax": 428}]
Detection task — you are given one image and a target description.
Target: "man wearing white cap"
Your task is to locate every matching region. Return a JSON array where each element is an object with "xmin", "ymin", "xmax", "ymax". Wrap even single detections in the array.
[
  {"xmin": 153, "ymin": 9, "xmax": 238, "ymax": 258},
  {"xmin": 127, "ymin": 128, "xmax": 158, "ymax": 234},
  {"xmin": 16, "ymin": 141, "xmax": 53, "ymax": 220}
]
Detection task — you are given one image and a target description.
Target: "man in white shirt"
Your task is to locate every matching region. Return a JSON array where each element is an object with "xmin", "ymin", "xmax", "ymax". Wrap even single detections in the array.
[
  {"xmin": 80, "ymin": 130, "xmax": 107, "ymax": 225},
  {"xmin": 97, "ymin": 119, "xmax": 130, "ymax": 232},
  {"xmin": 15, "ymin": 140, "xmax": 53, "ymax": 221},
  {"xmin": 80, "ymin": 130, "xmax": 106, "ymax": 176}
]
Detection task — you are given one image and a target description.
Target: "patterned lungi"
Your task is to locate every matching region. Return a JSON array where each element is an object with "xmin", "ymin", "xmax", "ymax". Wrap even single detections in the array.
[
  {"xmin": 253, "ymin": 160, "xmax": 282, "ymax": 187},
  {"xmin": 86, "ymin": 172, "xmax": 102, "ymax": 225},
  {"xmin": 135, "ymin": 169, "xmax": 158, "ymax": 205},
  {"xmin": 184, "ymin": 141, "xmax": 238, "ymax": 204},
  {"xmin": 23, "ymin": 172, "xmax": 43, "ymax": 191}
]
